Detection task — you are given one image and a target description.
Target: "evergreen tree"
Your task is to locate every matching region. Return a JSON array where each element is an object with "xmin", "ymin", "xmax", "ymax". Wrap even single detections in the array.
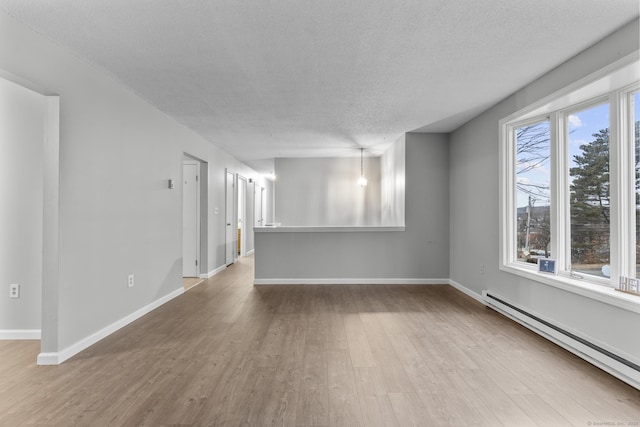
[{"xmin": 569, "ymin": 128, "xmax": 610, "ymax": 264}]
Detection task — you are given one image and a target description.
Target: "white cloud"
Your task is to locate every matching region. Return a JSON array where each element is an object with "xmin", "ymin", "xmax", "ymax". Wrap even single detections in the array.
[
  {"xmin": 568, "ymin": 114, "xmax": 582, "ymax": 128},
  {"xmin": 517, "ymin": 177, "xmax": 530, "ymax": 185}
]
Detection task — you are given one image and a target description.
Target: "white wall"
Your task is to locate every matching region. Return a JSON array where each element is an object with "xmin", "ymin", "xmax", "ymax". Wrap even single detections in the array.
[
  {"xmin": 0, "ymin": 77, "xmax": 44, "ymax": 334},
  {"xmin": 274, "ymin": 156, "xmax": 381, "ymax": 226},
  {"xmin": 449, "ymin": 19, "xmax": 640, "ymax": 363},
  {"xmin": 381, "ymin": 135, "xmax": 405, "ymax": 226},
  {"xmin": 0, "ymin": 10, "xmax": 270, "ymax": 357},
  {"xmin": 256, "ymin": 134, "xmax": 449, "ymax": 280}
]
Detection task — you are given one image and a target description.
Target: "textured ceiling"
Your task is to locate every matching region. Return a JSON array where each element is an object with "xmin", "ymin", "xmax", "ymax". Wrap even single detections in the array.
[{"xmin": 1, "ymin": 1, "xmax": 638, "ymax": 173}]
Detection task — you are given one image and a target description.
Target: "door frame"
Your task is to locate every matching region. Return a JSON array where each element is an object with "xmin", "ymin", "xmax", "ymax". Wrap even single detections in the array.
[
  {"xmin": 237, "ymin": 175, "xmax": 247, "ymax": 257},
  {"xmin": 254, "ymin": 183, "xmax": 263, "ymax": 227},
  {"xmin": 225, "ymin": 169, "xmax": 236, "ymax": 266},
  {"xmin": 182, "ymin": 158, "xmax": 200, "ymax": 277}
]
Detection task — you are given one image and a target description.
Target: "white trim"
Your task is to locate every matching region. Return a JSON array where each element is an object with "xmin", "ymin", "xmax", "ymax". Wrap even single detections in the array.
[
  {"xmin": 199, "ymin": 264, "xmax": 226, "ymax": 279},
  {"xmin": 482, "ymin": 290, "xmax": 640, "ymax": 390},
  {"xmin": 246, "ymin": 249, "xmax": 255, "ymax": 256},
  {"xmin": 447, "ymin": 279, "xmax": 484, "ymax": 304},
  {"xmin": 500, "ymin": 52, "xmax": 639, "ymax": 124},
  {"xmin": 500, "ymin": 54, "xmax": 640, "ymax": 295},
  {"xmin": 500, "ymin": 263, "xmax": 640, "ymax": 314},
  {"xmin": 0, "ymin": 329, "xmax": 41, "ymax": 340},
  {"xmin": 36, "ymin": 352, "xmax": 59, "ymax": 365},
  {"xmin": 37, "ymin": 287, "xmax": 184, "ymax": 365},
  {"xmin": 254, "ymin": 278, "xmax": 448, "ymax": 285},
  {"xmin": 254, "ymin": 226, "xmax": 405, "ymax": 233}
]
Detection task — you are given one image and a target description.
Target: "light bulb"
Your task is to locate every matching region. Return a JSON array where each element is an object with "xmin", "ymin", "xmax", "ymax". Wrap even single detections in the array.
[{"xmin": 358, "ymin": 176, "xmax": 368, "ymax": 187}]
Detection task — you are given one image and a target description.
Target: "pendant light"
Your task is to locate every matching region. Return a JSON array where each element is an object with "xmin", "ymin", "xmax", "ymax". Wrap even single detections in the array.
[{"xmin": 357, "ymin": 148, "xmax": 367, "ymax": 187}]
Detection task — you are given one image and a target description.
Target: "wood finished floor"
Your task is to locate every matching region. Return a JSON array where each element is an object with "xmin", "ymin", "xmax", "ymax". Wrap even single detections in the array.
[
  {"xmin": 1, "ymin": 256, "xmax": 639, "ymax": 426},
  {"xmin": 183, "ymin": 277, "xmax": 205, "ymax": 291}
]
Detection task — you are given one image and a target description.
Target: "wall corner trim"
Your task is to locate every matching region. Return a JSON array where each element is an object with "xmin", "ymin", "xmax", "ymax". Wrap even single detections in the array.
[
  {"xmin": 447, "ymin": 279, "xmax": 485, "ymax": 304},
  {"xmin": 0, "ymin": 329, "xmax": 41, "ymax": 340},
  {"xmin": 200, "ymin": 264, "xmax": 226, "ymax": 279},
  {"xmin": 36, "ymin": 287, "xmax": 184, "ymax": 365}
]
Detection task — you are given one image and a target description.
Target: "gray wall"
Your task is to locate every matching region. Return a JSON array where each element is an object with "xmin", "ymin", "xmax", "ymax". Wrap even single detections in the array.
[
  {"xmin": 381, "ymin": 135, "xmax": 406, "ymax": 226},
  {"xmin": 449, "ymin": 19, "xmax": 640, "ymax": 361},
  {"xmin": 0, "ymin": 77, "xmax": 44, "ymax": 332},
  {"xmin": 274, "ymin": 157, "xmax": 381, "ymax": 226},
  {"xmin": 256, "ymin": 134, "xmax": 449, "ymax": 280},
  {"xmin": 0, "ymin": 10, "xmax": 270, "ymax": 353}
]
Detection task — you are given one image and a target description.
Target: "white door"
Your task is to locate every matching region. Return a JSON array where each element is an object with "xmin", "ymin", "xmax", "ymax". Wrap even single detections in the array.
[
  {"xmin": 254, "ymin": 184, "xmax": 263, "ymax": 226},
  {"xmin": 261, "ymin": 186, "xmax": 267, "ymax": 225},
  {"xmin": 225, "ymin": 171, "xmax": 235, "ymax": 266},
  {"xmin": 182, "ymin": 162, "xmax": 199, "ymax": 277},
  {"xmin": 237, "ymin": 176, "xmax": 247, "ymax": 257}
]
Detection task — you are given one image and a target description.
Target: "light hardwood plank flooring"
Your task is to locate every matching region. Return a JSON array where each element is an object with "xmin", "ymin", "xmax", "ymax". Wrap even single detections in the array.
[
  {"xmin": 1, "ymin": 256, "xmax": 639, "ymax": 426},
  {"xmin": 183, "ymin": 277, "xmax": 205, "ymax": 291}
]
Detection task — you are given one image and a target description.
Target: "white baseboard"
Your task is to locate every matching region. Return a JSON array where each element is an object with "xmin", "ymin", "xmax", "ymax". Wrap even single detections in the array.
[
  {"xmin": 199, "ymin": 264, "xmax": 226, "ymax": 279},
  {"xmin": 254, "ymin": 278, "xmax": 449, "ymax": 285},
  {"xmin": 0, "ymin": 329, "xmax": 41, "ymax": 340},
  {"xmin": 482, "ymin": 290, "xmax": 640, "ymax": 391},
  {"xmin": 246, "ymin": 249, "xmax": 255, "ymax": 256},
  {"xmin": 448, "ymin": 279, "xmax": 484, "ymax": 303},
  {"xmin": 37, "ymin": 287, "xmax": 184, "ymax": 365}
]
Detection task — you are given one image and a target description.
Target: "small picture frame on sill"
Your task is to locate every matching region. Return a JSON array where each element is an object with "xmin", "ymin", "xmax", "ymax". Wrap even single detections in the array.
[{"xmin": 538, "ymin": 258, "xmax": 557, "ymax": 274}]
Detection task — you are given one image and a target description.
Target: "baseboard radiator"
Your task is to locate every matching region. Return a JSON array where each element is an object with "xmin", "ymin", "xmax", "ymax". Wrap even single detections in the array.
[{"xmin": 482, "ymin": 291, "xmax": 640, "ymax": 390}]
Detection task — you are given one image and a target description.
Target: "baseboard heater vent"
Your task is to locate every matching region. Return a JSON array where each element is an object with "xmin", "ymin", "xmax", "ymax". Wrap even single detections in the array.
[{"xmin": 482, "ymin": 290, "xmax": 640, "ymax": 390}]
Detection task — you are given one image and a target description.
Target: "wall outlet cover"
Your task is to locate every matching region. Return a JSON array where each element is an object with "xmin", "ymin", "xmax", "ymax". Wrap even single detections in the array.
[{"xmin": 9, "ymin": 283, "xmax": 20, "ymax": 298}]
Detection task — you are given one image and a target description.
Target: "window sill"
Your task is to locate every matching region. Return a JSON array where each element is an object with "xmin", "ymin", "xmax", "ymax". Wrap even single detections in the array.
[
  {"xmin": 254, "ymin": 225, "xmax": 405, "ymax": 233},
  {"xmin": 500, "ymin": 263, "xmax": 640, "ymax": 314}
]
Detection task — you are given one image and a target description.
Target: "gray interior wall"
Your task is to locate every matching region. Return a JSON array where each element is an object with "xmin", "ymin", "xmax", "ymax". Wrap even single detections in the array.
[
  {"xmin": 449, "ymin": 19, "xmax": 640, "ymax": 360},
  {"xmin": 274, "ymin": 157, "xmax": 381, "ymax": 226},
  {"xmin": 0, "ymin": 77, "xmax": 44, "ymax": 331},
  {"xmin": 256, "ymin": 134, "xmax": 449, "ymax": 279},
  {"xmin": 0, "ymin": 10, "xmax": 269, "ymax": 353},
  {"xmin": 381, "ymin": 135, "xmax": 406, "ymax": 226}
]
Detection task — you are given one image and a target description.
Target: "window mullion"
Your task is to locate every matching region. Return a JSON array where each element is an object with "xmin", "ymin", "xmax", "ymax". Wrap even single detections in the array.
[
  {"xmin": 550, "ymin": 112, "xmax": 563, "ymax": 271},
  {"xmin": 613, "ymin": 88, "xmax": 637, "ymax": 282},
  {"xmin": 555, "ymin": 111, "xmax": 572, "ymax": 275},
  {"xmin": 609, "ymin": 91, "xmax": 623, "ymax": 286}
]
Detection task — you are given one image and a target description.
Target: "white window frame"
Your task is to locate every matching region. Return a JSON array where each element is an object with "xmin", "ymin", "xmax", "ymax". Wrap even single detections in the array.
[{"xmin": 499, "ymin": 53, "xmax": 640, "ymax": 313}]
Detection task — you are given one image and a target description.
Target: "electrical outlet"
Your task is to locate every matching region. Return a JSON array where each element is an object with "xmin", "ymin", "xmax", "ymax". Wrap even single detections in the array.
[
  {"xmin": 9, "ymin": 284, "xmax": 19, "ymax": 299},
  {"xmin": 480, "ymin": 264, "xmax": 485, "ymax": 275},
  {"xmin": 128, "ymin": 274, "xmax": 134, "ymax": 288}
]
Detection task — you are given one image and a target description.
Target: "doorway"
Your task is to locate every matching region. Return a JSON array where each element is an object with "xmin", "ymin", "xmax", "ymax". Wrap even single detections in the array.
[
  {"xmin": 182, "ymin": 159, "xmax": 200, "ymax": 278},
  {"xmin": 254, "ymin": 184, "xmax": 264, "ymax": 227},
  {"xmin": 225, "ymin": 170, "xmax": 236, "ymax": 266},
  {"xmin": 237, "ymin": 175, "xmax": 247, "ymax": 257}
]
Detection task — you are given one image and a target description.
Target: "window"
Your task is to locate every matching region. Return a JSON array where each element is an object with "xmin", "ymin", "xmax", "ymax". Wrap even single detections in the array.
[
  {"xmin": 515, "ymin": 120, "xmax": 551, "ymax": 263},
  {"xmin": 568, "ymin": 102, "xmax": 610, "ymax": 278},
  {"xmin": 500, "ymin": 59, "xmax": 639, "ymax": 294},
  {"xmin": 634, "ymin": 91, "xmax": 640, "ymax": 279}
]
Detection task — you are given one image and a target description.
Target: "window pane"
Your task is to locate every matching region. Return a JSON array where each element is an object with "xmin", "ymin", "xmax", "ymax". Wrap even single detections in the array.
[
  {"xmin": 569, "ymin": 103, "xmax": 610, "ymax": 277},
  {"xmin": 634, "ymin": 91, "xmax": 639, "ymax": 278},
  {"xmin": 515, "ymin": 120, "xmax": 551, "ymax": 263}
]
